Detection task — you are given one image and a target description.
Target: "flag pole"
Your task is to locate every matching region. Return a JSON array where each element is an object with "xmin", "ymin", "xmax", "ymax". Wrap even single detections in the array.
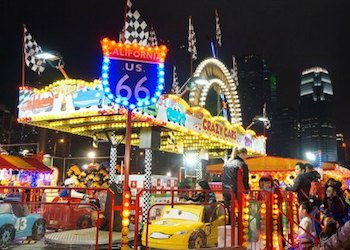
[
  {"xmin": 189, "ymin": 16, "xmax": 193, "ymax": 75},
  {"xmin": 215, "ymin": 9, "xmax": 219, "ymax": 59},
  {"xmin": 215, "ymin": 10, "xmax": 219, "ymax": 59},
  {"xmin": 22, "ymin": 24, "xmax": 26, "ymax": 87},
  {"xmin": 122, "ymin": 0, "xmax": 128, "ymax": 43}
]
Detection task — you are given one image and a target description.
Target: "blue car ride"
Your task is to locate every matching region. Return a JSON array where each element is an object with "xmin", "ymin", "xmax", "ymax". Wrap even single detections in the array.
[
  {"xmin": 72, "ymin": 88, "xmax": 111, "ymax": 110},
  {"xmin": 166, "ymin": 104, "xmax": 186, "ymax": 126},
  {"xmin": 0, "ymin": 200, "xmax": 46, "ymax": 248}
]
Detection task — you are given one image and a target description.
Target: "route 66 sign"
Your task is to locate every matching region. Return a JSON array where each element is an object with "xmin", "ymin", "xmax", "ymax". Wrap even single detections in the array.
[{"xmin": 100, "ymin": 38, "xmax": 168, "ymax": 110}]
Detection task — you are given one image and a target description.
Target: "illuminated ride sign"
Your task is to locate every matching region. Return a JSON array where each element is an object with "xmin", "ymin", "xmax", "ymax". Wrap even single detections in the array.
[
  {"xmin": 202, "ymin": 117, "xmax": 237, "ymax": 140},
  {"xmin": 100, "ymin": 38, "xmax": 168, "ymax": 109}
]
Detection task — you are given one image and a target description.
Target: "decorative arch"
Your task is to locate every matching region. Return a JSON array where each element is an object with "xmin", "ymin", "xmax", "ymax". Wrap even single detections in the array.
[{"xmin": 188, "ymin": 58, "xmax": 242, "ymax": 125}]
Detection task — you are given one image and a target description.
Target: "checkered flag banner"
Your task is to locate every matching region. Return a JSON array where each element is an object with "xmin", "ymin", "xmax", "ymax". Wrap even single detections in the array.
[
  {"xmin": 148, "ymin": 26, "xmax": 158, "ymax": 47},
  {"xmin": 188, "ymin": 16, "xmax": 197, "ymax": 60},
  {"xmin": 124, "ymin": 0, "xmax": 149, "ymax": 46},
  {"xmin": 24, "ymin": 26, "xmax": 46, "ymax": 74},
  {"xmin": 215, "ymin": 9, "xmax": 222, "ymax": 47},
  {"xmin": 171, "ymin": 66, "xmax": 180, "ymax": 95}
]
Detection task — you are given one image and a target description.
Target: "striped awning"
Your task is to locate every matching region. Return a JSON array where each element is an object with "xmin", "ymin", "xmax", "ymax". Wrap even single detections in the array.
[{"xmin": 0, "ymin": 155, "xmax": 52, "ymax": 172}]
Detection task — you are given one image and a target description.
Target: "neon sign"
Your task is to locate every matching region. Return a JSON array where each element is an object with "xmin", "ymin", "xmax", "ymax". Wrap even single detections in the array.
[
  {"xmin": 202, "ymin": 118, "xmax": 236, "ymax": 140},
  {"xmin": 100, "ymin": 38, "xmax": 168, "ymax": 109}
]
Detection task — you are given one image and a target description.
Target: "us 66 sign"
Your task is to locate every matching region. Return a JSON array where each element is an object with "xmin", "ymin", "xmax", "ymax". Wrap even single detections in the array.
[{"xmin": 100, "ymin": 38, "xmax": 168, "ymax": 110}]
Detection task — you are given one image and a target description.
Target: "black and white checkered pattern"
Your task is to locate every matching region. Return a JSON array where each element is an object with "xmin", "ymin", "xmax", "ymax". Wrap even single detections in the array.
[
  {"xmin": 143, "ymin": 149, "xmax": 152, "ymax": 224},
  {"xmin": 24, "ymin": 26, "xmax": 46, "ymax": 74},
  {"xmin": 196, "ymin": 158, "xmax": 203, "ymax": 179},
  {"xmin": 215, "ymin": 10, "xmax": 222, "ymax": 47},
  {"xmin": 148, "ymin": 26, "xmax": 158, "ymax": 47},
  {"xmin": 109, "ymin": 136, "xmax": 117, "ymax": 184},
  {"xmin": 124, "ymin": 0, "xmax": 149, "ymax": 46},
  {"xmin": 171, "ymin": 66, "xmax": 180, "ymax": 95},
  {"xmin": 188, "ymin": 16, "xmax": 197, "ymax": 60}
]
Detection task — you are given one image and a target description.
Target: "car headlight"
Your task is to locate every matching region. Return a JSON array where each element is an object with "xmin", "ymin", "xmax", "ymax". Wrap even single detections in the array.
[{"xmin": 175, "ymin": 230, "xmax": 187, "ymax": 235}]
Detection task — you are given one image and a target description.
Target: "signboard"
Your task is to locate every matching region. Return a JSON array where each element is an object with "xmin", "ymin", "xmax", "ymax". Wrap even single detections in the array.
[{"xmin": 100, "ymin": 38, "xmax": 168, "ymax": 109}]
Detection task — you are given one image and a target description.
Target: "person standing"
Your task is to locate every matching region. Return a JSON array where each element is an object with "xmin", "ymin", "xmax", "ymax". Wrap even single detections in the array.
[
  {"xmin": 222, "ymin": 147, "xmax": 250, "ymax": 222},
  {"xmin": 286, "ymin": 162, "xmax": 311, "ymax": 204}
]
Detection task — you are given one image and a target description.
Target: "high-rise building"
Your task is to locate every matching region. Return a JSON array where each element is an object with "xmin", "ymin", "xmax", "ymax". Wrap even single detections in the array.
[
  {"xmin": 268, "ymin": 107, "xmax": 300, "ymax": 158},
  {"xmin": 237, "ymin": 55, "xmax": 271, "ymax": 132},
  {"xmin": 300, "ymin": 67, "xmax": 337, "ymax": 162}
]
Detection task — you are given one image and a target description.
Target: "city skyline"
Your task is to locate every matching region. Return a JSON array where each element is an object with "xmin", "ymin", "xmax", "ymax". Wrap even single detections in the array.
[{"xmin": 1, "ymin": 0, "xmax": 349, "ymax": 148}]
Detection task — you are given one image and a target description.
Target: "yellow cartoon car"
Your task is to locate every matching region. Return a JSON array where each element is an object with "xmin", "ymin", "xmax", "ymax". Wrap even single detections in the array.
[{"xmin": 141, "ymin": 204, "xmax": 226, "ymax": 249}]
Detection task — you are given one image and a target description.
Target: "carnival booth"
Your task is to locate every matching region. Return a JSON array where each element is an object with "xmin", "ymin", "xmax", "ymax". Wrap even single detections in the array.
[
  {"xmin": 0, "ymin": 155, "xmax": 53, "ymax": 188},
  {"xmin": 207, "ymin": 156, "xmax": 350, "ymax": 189}
]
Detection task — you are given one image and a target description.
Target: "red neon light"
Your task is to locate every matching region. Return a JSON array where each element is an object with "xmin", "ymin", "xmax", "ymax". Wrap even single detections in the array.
[{"xmin": 101, "ymin": 38, "xmax": 168, "ymax": 63}]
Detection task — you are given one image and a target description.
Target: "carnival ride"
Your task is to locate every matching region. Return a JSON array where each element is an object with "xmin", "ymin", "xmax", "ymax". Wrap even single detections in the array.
[
  {"xmin": 0, "ymin": 199, "xmax": 46, "ymax": 249},
  {"xmin": 141, "ymin": 204, "xmax": 226, "ymax": 249}
]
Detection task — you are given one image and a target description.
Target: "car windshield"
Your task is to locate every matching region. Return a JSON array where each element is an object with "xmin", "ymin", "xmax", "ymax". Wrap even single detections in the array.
[
  {"xmin": 162, "ymin": 208, "xmax": 200, "ymax": 222},
  {"xmin": 0, "ymin": 203, "xmax": 12, "ymax": 214}
]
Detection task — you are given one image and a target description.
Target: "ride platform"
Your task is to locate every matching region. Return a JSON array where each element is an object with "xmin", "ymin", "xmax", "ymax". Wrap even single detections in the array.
[{"xmin": 44, "ymin": 227, "xmax": 134, "ymax": 249}]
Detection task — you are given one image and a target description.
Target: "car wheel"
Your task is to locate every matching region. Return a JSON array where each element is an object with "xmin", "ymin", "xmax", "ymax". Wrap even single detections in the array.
[
  {"xmin": 0, "ymin": 224, "xmax": 15, "ymax": 249},
  {"xmin": 188, "ymin": 230, "xmax": 206, "ymax": 249},
  {"xmin": 31, "ymin": 219, "xmax": 46, "ymax": 240},
  {"xmin": 77, "ymin": 215, "xmax": 92, "ymax": 229}
]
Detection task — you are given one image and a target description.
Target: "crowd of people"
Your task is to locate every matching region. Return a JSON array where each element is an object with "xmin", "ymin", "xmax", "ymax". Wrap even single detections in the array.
[
  {"xmin": 173, "ymin": 146, "xmax": 350, "ymax": 249},
  {"xmin": 283, "ymin": 162, "xmax": 350, "ymax": 249},
  {"xmin": 219, "ymin": 147, "xmax": 350, "ymax": 250}
]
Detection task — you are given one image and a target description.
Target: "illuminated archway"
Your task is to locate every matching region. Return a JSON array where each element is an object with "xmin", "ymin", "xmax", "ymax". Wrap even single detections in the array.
[{"xmin": 188, "ymin": 58, "xmax": 242, "ymax": 125}]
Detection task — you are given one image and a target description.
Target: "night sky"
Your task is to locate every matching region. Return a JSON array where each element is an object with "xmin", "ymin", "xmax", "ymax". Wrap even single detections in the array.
[{"xmin": 1, "ymin": 0, "xmax": 349, "ymax": 143}]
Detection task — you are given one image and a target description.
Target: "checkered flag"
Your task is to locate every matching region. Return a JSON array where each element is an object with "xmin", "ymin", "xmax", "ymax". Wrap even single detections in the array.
[
  {"xmin": 24, "ymin": 26, "xmax": 46, "ymax": 74},
  {"xmin": 124, "ymin": 0, "xmax": 149, "ymax": 46},
  {"xmin": 188, "ymin": 16, "xmax": 197, "ymax": 60},
  {"xmin": 215, "ymin": 9, "xmax": 222, "ymax": 47},
  {"xmin": 171, "ymin": 66, "xmax": 180, "ymax": 95},
  {"xmin": 148, "ymin": 25, "xmax": 158, "ymax": 47}
]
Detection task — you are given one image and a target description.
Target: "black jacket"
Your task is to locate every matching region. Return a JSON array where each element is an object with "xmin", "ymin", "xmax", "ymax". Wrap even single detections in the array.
[
  {"xmin": 222, "ymin": 156, "xmax": 250, "ymax": 195},
  {"xmin": 286, "ymin": 171, "xmax": 319, "ymax": 203}
]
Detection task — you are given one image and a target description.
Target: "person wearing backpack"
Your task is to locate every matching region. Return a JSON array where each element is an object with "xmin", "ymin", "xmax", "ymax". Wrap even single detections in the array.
[{"xmin": 305, "ymin": 163, "xmax": 323, "ymax": 200}]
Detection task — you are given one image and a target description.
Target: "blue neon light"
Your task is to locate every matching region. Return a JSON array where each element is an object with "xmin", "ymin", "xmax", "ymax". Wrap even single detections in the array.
[{"xmin": 101, "ymin": 56, "xmax": 165, "ymax": 109}]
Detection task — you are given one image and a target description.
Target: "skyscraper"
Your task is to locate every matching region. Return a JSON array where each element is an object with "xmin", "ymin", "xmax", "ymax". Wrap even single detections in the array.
[
  {"xmin": 268, "ymin": 107, "xmax": 300, "ymax": 158},
  {"xmin": 300, "ymin": 67, "xmax": 337, "ymax": 162},
  {"xmin": 237, "ymin": 55, "xmax": 271, "ymax": 132}
]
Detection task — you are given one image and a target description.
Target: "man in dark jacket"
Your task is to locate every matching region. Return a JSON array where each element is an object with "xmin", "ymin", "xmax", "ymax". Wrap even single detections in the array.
[
  {"xmin": 286, "ymin": 162, "xmax": 311, "ymax": 204},
  {"xmin": 222, "ymin": 147, "xmax": 250, "ymax": 216}
]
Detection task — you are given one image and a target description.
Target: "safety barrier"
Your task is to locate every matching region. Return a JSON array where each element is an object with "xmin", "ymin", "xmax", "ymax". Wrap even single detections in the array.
[
  {"xmin": 131, "ymin": 188, "xmax": 320, "ymax": 250},
  {"xmin": 0, "ymin": 186, "xmax": 111, "ymax": 250},
  {"xmin": 0, "ymin": 185, "xmax": 322, "ymax": 250}
]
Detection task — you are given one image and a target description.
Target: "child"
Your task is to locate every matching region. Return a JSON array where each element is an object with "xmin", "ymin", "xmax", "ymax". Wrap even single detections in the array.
[
  {"xmin": 184, "ymin": 179, "xmax": 216, "ymax": 203},
  {"xmin": 319, "ymin": 216, "xmax": 339, "ymax": 242},
  {"xmin": 298, "ymin": 201, "xmax": 316, "ymax": 250},
  {"xmin": 60, "ymin": 178, "xmax": 90, "ymax": 203}
]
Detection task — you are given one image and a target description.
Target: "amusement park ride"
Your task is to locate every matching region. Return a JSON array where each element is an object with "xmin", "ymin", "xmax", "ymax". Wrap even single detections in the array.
[
  {"xmin": 16, "ymin": 36, "xmax": 266, "ymax": 248},
  {"xmin": 7, "ymin": 1, "xmax": 275, "ymax": 249}
]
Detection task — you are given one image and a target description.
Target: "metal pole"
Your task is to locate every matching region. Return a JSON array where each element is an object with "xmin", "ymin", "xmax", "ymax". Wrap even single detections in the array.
[
  {"xmin": 143, "ymin": 149, "xmax": 152, "ymax": 224},
  {"xmin": 124, "ymin": 110, "xmax": 131, "ymax": 192},
  {"xmin": 22, "ymin": 24, "xmax": 25, "ymax": 87},
  {"xmin": 121, "ymin": 109, "xmax": 132, "ymax": 250},
  {"xmin": 63, "ymin": 158, "xmax": 66, "ymax": 179},
  {"xmin": 109, "ymin": 135, "xmax": 117, "ymax": 184}
]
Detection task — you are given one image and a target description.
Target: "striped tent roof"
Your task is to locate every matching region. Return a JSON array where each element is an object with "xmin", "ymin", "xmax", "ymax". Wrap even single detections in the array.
[{"xmin": 0, "ymin": 155, "xmax": 52, "ymax": 172}]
